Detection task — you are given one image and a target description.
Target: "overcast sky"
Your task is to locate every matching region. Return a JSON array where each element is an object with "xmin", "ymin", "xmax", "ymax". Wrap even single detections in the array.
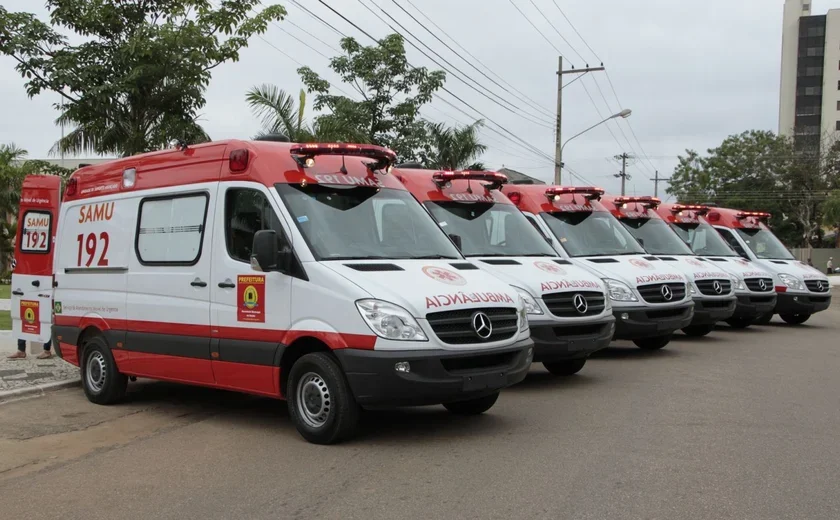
[{"xmin": 3, "ymin": 0, "xmax": 840, "ymax": 196}]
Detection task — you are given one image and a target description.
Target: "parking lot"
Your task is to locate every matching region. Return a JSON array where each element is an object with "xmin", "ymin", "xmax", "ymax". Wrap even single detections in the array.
[{"xmin": 1, "ymin": 307, "xmax": 838, "ymax": 520}]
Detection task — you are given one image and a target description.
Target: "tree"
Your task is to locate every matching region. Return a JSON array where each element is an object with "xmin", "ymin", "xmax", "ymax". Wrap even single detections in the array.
[
  {"xmin": 246, "ymin": 85, "xmax": 314, "ymax": 142},
  {"xmin": 421, "ymin": 120, "xmax": 487, "ymax": 171},
  {"xmin": 298, "ymin": 34, "xmax": 445, "ymax": 160},
  {"xmin": 0, "ymin": 1, "xmax": 286, "ymax": 157},
  {"xmin": 822, "ymin": 191, "xmax": 840, "ymax": 247}
]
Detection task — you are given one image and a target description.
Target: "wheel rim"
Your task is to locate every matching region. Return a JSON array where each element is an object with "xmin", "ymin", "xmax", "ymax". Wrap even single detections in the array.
[
  {"xmin": 86, "ymin": 351, "xmax": 107, "ymax": 393},
  {"xmin": 297, "ymin": 372, "xmax": 331, "ymax": 428}
]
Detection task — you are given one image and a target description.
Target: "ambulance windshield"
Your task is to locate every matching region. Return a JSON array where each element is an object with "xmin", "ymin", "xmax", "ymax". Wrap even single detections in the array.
[
  {"xmin": 619, "ymin": 217, "xmax": 694, "ymax": 256},
  {"xmin": 736, "ymin": 227, "xmax": 794, "ymax": 260},
  {"xmin": 670, "ymin": 222, "xmax": 737, "ymax": 257},
  {"xmin": 276, "ymin": 184, "xmax": 462, "ymax": 261},
  {"xmin": 540, "ymin": 210, "xmax": 645, "ymax": 257},
  {"xmin": 424, "ymin": 202, "xmax": 556, "ymax": 257}
]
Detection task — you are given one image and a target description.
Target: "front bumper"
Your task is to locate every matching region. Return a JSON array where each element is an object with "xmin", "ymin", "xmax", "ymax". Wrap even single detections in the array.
[
  {"xmin": 774, "ymin": 292, "xmax": 831, "ymax": 315},
  {"xmin": 529, "ymin": 316, "xmax": 615, "ymax": 362},
  {"xmin": 689, "ymin": 296, "xmax": 737, "ymax": 326},
  {"xmin": 732, "ymin": 293, "xmax": 777, "ymax": 320},
  {"xmin": 335, "ymin": 337, "xmax": 533, "ymax": 407},
  {"xmin": 613, "ymin": 301, "xmax": 694, "ymax": 340}
]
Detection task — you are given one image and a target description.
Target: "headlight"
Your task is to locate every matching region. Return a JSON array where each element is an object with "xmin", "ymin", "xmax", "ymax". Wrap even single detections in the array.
[
  {"xmin": 604, "ymin": 278, "xmax": 638, "ymax": 302},
  {"xmin": 778, "ymin": 273, "xmax": 805, "ymax": 291},
  {"xmin": 355, "ymin": 299, "xmax": 428, "ymax": 341},
  {"xmin": 512, "ymin": 285, "xmax": 543, "ymax": 316},
  {"xmin": 731, "ymin": 275, "xmax": 746, "ymax": 291},
  {"xmin": 517, "ymin": 296, "xmax": 529, "ymax": 331},
  {"xmin": 688, "ymin": 282, "xmax": 697, "ymax": 296}
]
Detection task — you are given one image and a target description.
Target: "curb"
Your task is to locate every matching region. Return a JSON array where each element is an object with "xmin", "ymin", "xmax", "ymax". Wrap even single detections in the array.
[{"xmin": 0, "ymin": 379, "xmax": 80, "ymax": 403}]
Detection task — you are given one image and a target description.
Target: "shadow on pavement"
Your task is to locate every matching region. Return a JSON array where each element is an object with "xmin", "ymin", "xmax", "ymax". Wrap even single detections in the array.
[
  {"xmin": 506, "ymin": 371, "xmax": 600, "ymax": 392},
  {"xmin": 590, "ymin": 345, "xmax": 681, "ymax": 360}
]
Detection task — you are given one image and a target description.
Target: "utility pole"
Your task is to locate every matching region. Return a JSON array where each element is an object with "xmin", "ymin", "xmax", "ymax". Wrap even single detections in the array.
[
  {"xmin": 649, "ymin": 170, "xmax": 671, "ymax": 197},
  {"xmin": 614, "ymin": 153, "xmax": 633, "ymax": 195},
  {"xmin": 555, "ymin": 57, "xmax": 606, "ymax": 185}
]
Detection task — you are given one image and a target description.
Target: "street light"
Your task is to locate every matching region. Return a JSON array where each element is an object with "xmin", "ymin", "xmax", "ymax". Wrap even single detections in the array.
[{"xmin": 556, "ymin": 109, "xmax": 632, "ymax": 183}]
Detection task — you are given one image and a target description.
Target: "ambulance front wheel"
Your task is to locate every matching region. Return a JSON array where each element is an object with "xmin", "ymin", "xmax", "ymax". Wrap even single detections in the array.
[
  {"xmin": 542, "ymin": 358, "xmax": 587, "ymax": 376},
  {"xmin": 725, "ymin": 317, "xmax": 752, "ymax": 329},
  {"xmin": 754, "ymin": 312, "xmax": 774, "ymax": 325},
  {"xmin": 780, "ymin": 313, "xmax": 811, "ymax": 325},
  {"xmin": 632, "ymin": 334, "xmax": 672, "ymax": 350},
  {"xmin": 443, "ymin": 392, "xmax": 500, "ymax": 415},
  {"xmin": 287, "ymin": 352, "xmax": 360, "ymax": 445},
  {"xmin": 81, "ymin": 336, "xmax": 127, "ymax": 405},
  {"xmin": 681, "ymin": 324, "xmax": 714, "ymax": 337}
]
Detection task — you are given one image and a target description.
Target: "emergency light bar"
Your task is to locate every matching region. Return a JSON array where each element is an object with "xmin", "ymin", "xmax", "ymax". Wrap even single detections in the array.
[
  {"xmin": 290, "ymin": 143, "xmax": 398, "ymax": 172},
  {"xmin": 431, "ymin": 170, "xmax": 509, "ymax": 190},
  {"xmin": 545, "ymin": 186, "xmax": 604, "ymax": 200},
  {"xmin": 671, "ymin": 203, "xmax": 710, "ymax": 215},
  {"xmin": 736, "ymin": 211, "xmax": 771, "ymax": 219},
  {"xmin": 613, "ymin": 196, "xmax": 661, "ymax": 209}
]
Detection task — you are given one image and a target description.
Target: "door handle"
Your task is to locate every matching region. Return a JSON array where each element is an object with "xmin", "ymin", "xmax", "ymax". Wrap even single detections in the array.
[
  {"xmin": 32, "ymin": 280, "xmax": 40, "ymax": 287},
  {"xmin": 218, "ymin": 280, "xmax": 236, "ymax": 289},
  {"xmin": 191, "ymin": 279, "xmax": 208, "ymax": 288},
  {"xmin": 12, "ymin": 289, "xmax": 24, "ymax": 296}
]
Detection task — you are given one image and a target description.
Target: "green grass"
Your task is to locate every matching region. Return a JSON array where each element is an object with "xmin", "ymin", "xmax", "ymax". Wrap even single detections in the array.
[
  {"xmin": 0, "ymin": 311, "xmax": 10, "ymax": 331},
  {"xmin": 0, "ymin": 285, "xmax": 9, "ymax": 299}
]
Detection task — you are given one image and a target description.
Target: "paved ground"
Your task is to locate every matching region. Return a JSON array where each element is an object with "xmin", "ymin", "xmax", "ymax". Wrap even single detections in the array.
[{"xmin": 0, "ymin": 309, "xmax": 838, "ymax": 520}]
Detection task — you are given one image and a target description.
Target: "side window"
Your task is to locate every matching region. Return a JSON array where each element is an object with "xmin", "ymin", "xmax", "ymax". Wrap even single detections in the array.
[
  {"xmin": 136, "ymin": 193, "xmax": 208, "ymax": 265},
  {"xmin": 525, "ymin": 215, "xmax": 550, "ymax": 240},
  {"xmin": 718, "ymin": 228, "xmax": 747, "ymax": 256},
  {"xmin": 20, "ymin": 211, "xmax": 52, "ymax": 254},
  {"xmin": 225, "ymin": 188, "xmax": 287, "ymax": 263}
]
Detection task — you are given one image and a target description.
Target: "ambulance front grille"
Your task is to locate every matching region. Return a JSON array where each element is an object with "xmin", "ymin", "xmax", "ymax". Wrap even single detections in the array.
[
  {"xmin": 805, "ymin": 280, "xmax": 830, "ymax": 293},
  {"xmin": 638, "ymin": 283, "xmax": 687, "ymax": 304},
  {"xmin": 426, "ymin": 307, "xmax": 518, "ymax": 345},
  {"xmin": 542, "ymin": 291, "xmax": 606, "ymax": 317},
  {"xmin": 695, "ymin": 279, "xmax": 732, "ymax": 296},
  {"xmin": 745, "ymin": 278, "xmax": 774, "ymax": 292}
]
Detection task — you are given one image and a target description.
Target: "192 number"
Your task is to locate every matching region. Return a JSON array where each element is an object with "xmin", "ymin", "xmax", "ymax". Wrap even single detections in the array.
[
  {"xmin": 22, "ymin": 230, "xmax": 48, "ymax": 251},
  {"xmin": 76, "ymin": 232, "xmax": 110, "ymax": 267}
]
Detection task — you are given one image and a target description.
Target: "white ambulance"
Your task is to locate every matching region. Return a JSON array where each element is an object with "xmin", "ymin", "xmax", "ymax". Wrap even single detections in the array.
[
  {"xmin": 31, "ymin": 140, "xmax": 535, "ymax": 444},
  {"xmin": 600, "ymin": 196, "xmax": 737, "ymax": 337},
  {"xmin": 396, "ymin": 168, "xmax": 615, "ymax": 376},
  {"xmin": 503, "ymin": 185, "xmax": 693, "ymax": 351},
  {"xmin": 707, "ymin": 207, "xmax": 831, "ymax": 325},
  {"xmin": 654, "ymin": 203, "xmax": 776, "ymax": 328}
]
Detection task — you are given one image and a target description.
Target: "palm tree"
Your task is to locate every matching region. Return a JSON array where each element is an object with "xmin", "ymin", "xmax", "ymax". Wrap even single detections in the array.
[
  {"xmin": 423, "ymin": 120, "xmax": 487, "ymax": 171},
  {"xmin": 246, "ymin": 85, "xmax": 316, "ymax": 142}
]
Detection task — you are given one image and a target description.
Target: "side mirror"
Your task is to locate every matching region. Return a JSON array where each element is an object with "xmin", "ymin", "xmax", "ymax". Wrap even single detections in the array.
[
  {"xmin": 448, "ymin": 233, "xmax": 463, "ymax": 251},
  {"xmin": 251, "ymin": 230, "xmax": 292, "ymax": 273},
  {"xmin": 637, "ymin": 238, "xmax": 645, "ymax": 247},
  {"xmin": 544, "ymin": 235, "xmax": 553, "ymax": 244}
]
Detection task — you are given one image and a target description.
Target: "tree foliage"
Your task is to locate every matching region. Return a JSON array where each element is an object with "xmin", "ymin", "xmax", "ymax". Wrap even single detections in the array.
[
  {"xmin": 247, "ymin": 85, "xmax": 314, "ymax": 142},
  {"xmin": 0, "ymin": 0, "xmax": 286, "ymax": 157},
  {"xmin": 298, "ymin": 34, "xmax": 445, "ymax": 161},
  {"xmin": 421, "ymin": 120, "xmax": 487, "ymax": 171}
]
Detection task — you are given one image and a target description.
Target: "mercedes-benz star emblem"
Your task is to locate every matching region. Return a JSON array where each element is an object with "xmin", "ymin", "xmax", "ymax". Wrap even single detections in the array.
[
  {"xmin": 758, "ymin": 279, "xmax": 767, "ymax": 291},
  {"xmin": 817, "ymin": 280, "xmax": 825, "ymax": 291},
  {"xmin": 661, "ymin": 284, "xmax": 673, "ymax": 301},
  {"xmin": 573, "ymin": 294, "xmax": 588, "ymax": 315},
  {"xmin": 713, "ymin": 280, "xmax": 723, "ymax": 294},
  {"xmin": 471, "ymin": 311, "xmax": 493, "ymax": 339}
]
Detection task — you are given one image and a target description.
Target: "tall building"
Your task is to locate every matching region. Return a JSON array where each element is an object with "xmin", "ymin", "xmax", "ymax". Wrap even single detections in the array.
[{"xmin": 779, "ymin": 0, "xmax": 840, "ymax": 150}]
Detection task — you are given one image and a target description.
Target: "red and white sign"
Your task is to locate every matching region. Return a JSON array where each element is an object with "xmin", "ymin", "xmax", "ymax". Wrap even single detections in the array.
[
  {"xmin": 20, "ymin": 212, "xmax": 51, "ymax": 252},
  {"xmin": 534, "ymin": 261, "xmax": 566, "ymax": 275},
  {"xmin": 237, "ymin": 275, "xmax": 266, "ymax": 323},
  {"xmin": 20, "ymin": 300, "xmax": 40, "ymax": 334},
  {"xmin": 685, "ymin": 258, "xmax": 704, "ymax": 267},
  {"xmin": 629, "ymin": 258, "xmax": 655, "ymax": 270},
  {"xmin": 422, "ymin": 266, "xmax": 467, "ymax": 286}
]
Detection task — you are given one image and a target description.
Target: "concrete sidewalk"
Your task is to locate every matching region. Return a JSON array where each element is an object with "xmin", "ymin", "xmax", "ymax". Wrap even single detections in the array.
[{"xmin": 0, "ymin": 334, "xmax": 80, "ymax": 402}]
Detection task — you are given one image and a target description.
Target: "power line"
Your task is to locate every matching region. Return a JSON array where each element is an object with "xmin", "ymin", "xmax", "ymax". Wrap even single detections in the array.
[
  {"xmin": 549, "ymin": 0, "xmax": 602, "ymax": 63},
  {"xmin": 286, "ymin": 0, "xmax": 345, "ymax": 37},
  {"xmin": 505, "ymin": 0, "xmax": 566, "ymax": 60},
  {"xmin": 526, "ymin": 0, "xmax": 586, "ymax": 65},
  {"xmin": 284, "ymin": 18, "xmax": 342, "ymax": 54}
]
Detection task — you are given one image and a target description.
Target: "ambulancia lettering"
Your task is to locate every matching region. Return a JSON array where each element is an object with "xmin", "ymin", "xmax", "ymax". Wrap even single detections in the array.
[
  {"xmin": 693, "ymin": 271, "xmax": 728, "ymax": 279},
  {"xmin": 621, "ymin": 210, "xmax": 647, "ymax": 219},
  {"xmin": 556, "ymin": 204, "xmax": 593, "ymax": 212},
  {"xmin": 450, "ymin": 192, "xmax": 495, "ymax": 202},
  {"xmin": 425, "ymin": 291, "xmax": 515, "ymax": 308},
  {"xmin": 636, "ymin": 273, "xmax": 683, "ymax": 284},
  {"xmin": 540, "ymin": 280, "xmax": 601, "ymax": 292},
  {"xmin": 741, "ymin": 271, "xmax": 766, "ymax": 277},
  {"xmin": 313, "ymin": 174, "xmax": 383, "ymax": 187},
  {"xmin": 78, "ymin": 202, "xmax": 115, "ymax": 223}
]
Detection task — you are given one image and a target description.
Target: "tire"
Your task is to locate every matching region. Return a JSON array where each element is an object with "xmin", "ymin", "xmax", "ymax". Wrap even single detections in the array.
[
  {"xmin": 81, "ymin": 335, "xmax": 128, "ymax": 405},
  {"xmin": 754, "ymin": 312, "xmax": 774, "ymax": 325},
  {"xmin": 633, "ymin": 334, "xmax": 672, "ymax": 350},
  {"xmin": 681, "ymin": 324, "xmax": 714, "ymax": 337},
  {"xmin": 542, "ymin": 358, "xmax": 587, "ymax": 376},
  {"xmin": 780, "ymin": 313, "xmax": 811, "ymax": 325},
  {"xmin": 443, "ymin": 392, "xmax": 500, "ymax": 415},
  {"xmin": 725, "ymin": 317, "xmax": 752, "ymax": 329},
  {"xmin": 287, "ymin": 352, "xmax": 360, "ymax": 445}
]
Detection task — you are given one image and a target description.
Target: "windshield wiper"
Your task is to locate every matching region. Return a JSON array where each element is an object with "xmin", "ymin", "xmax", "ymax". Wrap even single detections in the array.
[
  {"xmin": 518, "ymin": 253, "xmax": 557, "ymax": 257},
  {"xmin": 404, "ymin": 255, "xmax": 460, "ymax": 259},
  {"xmin": 326, "ymin": 255, "xmax": 391, "ymax": 261}
]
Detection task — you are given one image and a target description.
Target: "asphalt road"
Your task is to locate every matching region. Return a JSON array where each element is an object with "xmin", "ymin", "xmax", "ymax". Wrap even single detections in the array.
[{"xmin": 1, "ymin": 309, "xmax": 838, "ymax": 520}]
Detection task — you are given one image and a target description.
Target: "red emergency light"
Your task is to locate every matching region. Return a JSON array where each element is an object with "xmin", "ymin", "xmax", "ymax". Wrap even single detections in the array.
[
  {"xmin": 65, "ymin": 177, "xmax": 78, "ymax": 197},
  {"xmin": 431, "ymin": 170, "xmax": 509, "ymax": 190},
  {"xmin": 545, "ymin": 186, "xmax": 604, "ymax": 201},
  {"xmin": 507, "ymin": 191, "xmax": 522, "ymax": 205},
  {"xmin": 671, "ymin": 203, "xmax": 710, "ymax": 215},
  {"xmin": 290, "ymin": 143, "xmax": 398, "ymax": 172},
  {"xmin": 613, "ymin": 196, "xmax": 661, "ymax": 209},
  {"xmin": 736, "ymin": 211, "xmax": 771, "ymax": 220}
]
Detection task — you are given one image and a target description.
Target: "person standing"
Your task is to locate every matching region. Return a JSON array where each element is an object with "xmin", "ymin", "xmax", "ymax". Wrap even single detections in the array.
[
  {"xmin": 7, "ymin": 339, "xmax": 52, "ymax": 360},
  {"xmin": 827, "ymin": 257, "xmax": 834, "ymax": 275}
]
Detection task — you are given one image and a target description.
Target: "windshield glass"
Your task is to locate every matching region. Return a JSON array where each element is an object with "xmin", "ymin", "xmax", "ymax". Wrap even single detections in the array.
[
  {"xmin": 276, "ymin": 184, "xmax": 462, "ymax": 260},
  {"xmin": 540, "ymin": 210, "xmax": 646, "ymax": 257},
  {"xmin": 620, "ymin": 217, "xmax": 694, "ymax": 255},
  {"xmin": 670, "ymin": 222, "xmax": 737, "ymax": 256},
  {"xmin": 736, "ymin": 227, "xmax": 795, "ymax": 260},
  {"xmin": 424, "ymin": 202, "xmax": 556, "ymax": 257}
]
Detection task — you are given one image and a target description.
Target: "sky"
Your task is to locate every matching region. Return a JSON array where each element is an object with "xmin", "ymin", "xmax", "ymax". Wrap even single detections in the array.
[{"xmin": 3, "ymin": 0, "xmax": 840, "ymax": 197}]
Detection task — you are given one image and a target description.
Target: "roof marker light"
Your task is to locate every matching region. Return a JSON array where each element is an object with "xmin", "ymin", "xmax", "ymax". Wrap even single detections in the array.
[
  {"xmin": 122, "ymin": 168, "xmax": 136, "ymax": 188},
  {"xmin": 290, "ymin": 143, "xmax": 397, "ymax": 172},
  {"xmin": 736, "ymin": 211, "xmax": 771, "ymax": 219},
  {"xmin": 544, "ymin": 186, "xmax": 604, "ymax": 200},
  {"xmin": 431, "ymin": 170, "xmax": 509, "ymax": 189},
  {"xmin": 671, "ymin": 203, "xmax": 709, "ymax": 214},
  {"xmin": 507, "ymin": 191, "xmax": 522, "ymax": 205},
  {"xmin": 613, "ymin": 196, "xmax": 661, "ymax": 209},
  {"xmin": 229, "ymin": 149, "xmax": 249, "ymax": 173},
  {"xmin": 65, "ymin": 177, "xmax": 78, "ymax": 197}
]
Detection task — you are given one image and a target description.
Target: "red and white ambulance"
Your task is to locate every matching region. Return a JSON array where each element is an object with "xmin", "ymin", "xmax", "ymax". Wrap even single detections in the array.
[
  {"xmin": 18, "ymin": 139, "xmax": 535, "ymax": 444},
  {"xmin": 706, "ymin": 207, "xmax": 831, "ymax": 325},
  {"xmin": 653, "ymin": 203, "xmax": 776, "ymax": 328},
  {"xmin": 502, "ymin": 185, "xmax": 693, "ymax": 350},
  {"xmin": 396, "ymin": 168, "xmax": 615, "ymax": 376},
  {"xmin": 600, "ymin": 196, "xmax": 737, "ymax": 337}
]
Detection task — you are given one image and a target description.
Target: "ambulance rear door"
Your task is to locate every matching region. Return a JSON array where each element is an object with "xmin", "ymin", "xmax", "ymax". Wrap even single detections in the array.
[{"xmin": 11, "ymin": 175, "xmax": 62, "ymax": 343}]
